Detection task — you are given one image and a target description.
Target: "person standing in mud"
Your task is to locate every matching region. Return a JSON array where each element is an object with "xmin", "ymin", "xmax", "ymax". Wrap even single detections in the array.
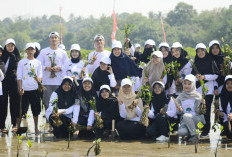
[
  {"xmin": 0, "ymin": 39, "xmax": 20, "ymax": 133},
  {"xmin": 86, "ymin": 34, "xmax": 111, "ymax": 74},
  {"xmin": 17, "ymin": 43, "xmax": 42, "ymax": 134},
  {"xmin": 37, "ymin": 32, "xmax": 68, "ymax": 132},
  {"xmin": 215, "ymin": 75, "xmax": 232, "ymax": 139},
  {"xmin": 191, "ymin": 43, "xmax": 219, "ymax": 137}
]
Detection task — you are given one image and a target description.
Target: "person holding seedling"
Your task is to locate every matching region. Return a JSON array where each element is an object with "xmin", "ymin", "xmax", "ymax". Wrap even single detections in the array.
[
  {"xmin": 146, "ymin": 81, "xmax": 178, "ymax": 141},
  {"xmin": 141, "ymin": 39, "xmax": 156, "ymax": 63},
  {"xmin": 45, "ymin": 76, "xmax": 79, "ymax": 138},
  {"xmin": 17, "ymin": 43, "xmax": 42, "ymax": 134},
  {"xmin": 177, "ymin": 74, "xmax": 206, "ymax": 142}
]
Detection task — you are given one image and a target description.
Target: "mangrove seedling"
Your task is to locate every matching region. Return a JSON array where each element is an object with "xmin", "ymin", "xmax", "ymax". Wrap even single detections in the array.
[
  {"xmin": 17, "ymin": 134, "xmax": 25, "ymax": 157},
  {"xmin": 87, "ymin": 138, "xmax": 101, "ymax": 156},
  {"xmin": 168, "ymin": 123, "xmax": 176, "ymax": 148},
  {"xmin": 26, "ymin": 139, "xmax": 33, "ymax": 157},
  {"xmin": 214, "ymin": 125, "xmax": 224, "ymax": 157},
  {"xmin": 194, "ymin": 122, "xmax": 204, "ymax": 153}
]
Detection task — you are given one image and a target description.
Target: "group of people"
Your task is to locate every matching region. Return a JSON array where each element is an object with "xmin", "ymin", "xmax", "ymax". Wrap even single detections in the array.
[{"xmin": 0, "ymin": 31, "xmax": 231, "ymax": 142}]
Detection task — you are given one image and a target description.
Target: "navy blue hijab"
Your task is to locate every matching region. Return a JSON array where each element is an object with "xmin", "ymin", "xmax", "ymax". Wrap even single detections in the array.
[{"xmin": 110, "ymin": 48, "xmax": 142, "ymax": 81}]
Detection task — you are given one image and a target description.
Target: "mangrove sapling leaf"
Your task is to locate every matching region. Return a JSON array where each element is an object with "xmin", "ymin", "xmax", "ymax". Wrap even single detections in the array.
[
  {"xmin": 124, "ymin": 24, "xmax": 134, "ymax": 51},
  {"xmin": 50, "ymin": 99, "xmax": 63, "ymax": 127},
  {"xmin": 48, "ymin": 52, "xmax": 57, "ymax": 78},
  {"xmin": 43, "ymin": 151, "xmax": 49, "ymax": 157},
  {"xmin": 87, "ymin": 138, "xmax": 101, "ymax": 156},
  {"xmin": 221, "ymin": 37, "xmax": 232, "ymax": 76},
  {"xmin": 168, "ymin": 122, "xmax": 176, "ymax": 148},
  {"xmin": 29, "ymin": 63, "xmax": 46, "ymax": 92},
  {"xmin": 17, "ymin": 135, "xmax": 25, "ymax": 157},
  {"xmin": 194, "ymin": 122, "xmax": 204, "ymax": 153},
  {"xmin": 26, "ymin": 139, "xmax": 33, "ymax": 157},
  {"xmin": 214, "ymin": 125, "xmax": 224, "ymax": 157},
  {"xmin": 67, "ymin": 124, "xmax": 75, "ymax": 149}
]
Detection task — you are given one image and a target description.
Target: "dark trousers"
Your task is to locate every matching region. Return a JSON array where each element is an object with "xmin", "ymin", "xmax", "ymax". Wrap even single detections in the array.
[
  {"xmin": 1, "ymin": 79, "xmax": 19, "ymax": 128},
  {"xmin": 49, "ymin": 114, "xmax": 72, "ymax": 138},
  {"xmin": 223, "ymin": 121, "xmax": 232, "ymax": 139},
  {"xmin": 203, "ymin": 95, "xmax": 214, "ymax": 134},
  {"xmin": 146, "ymin": 114, "xmax": 170, "ymax": 138},
  {"xmin": 116, "ymin": 120, "xmax": 146, "ymax": 140},
  {"xmin": 22, "ymin": 90, "xmax": 41, "ymax": 116}
]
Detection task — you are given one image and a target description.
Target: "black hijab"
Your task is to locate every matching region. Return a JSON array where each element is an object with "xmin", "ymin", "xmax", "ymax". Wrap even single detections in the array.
[
  {"xmin": 71, "ymin": 50, "xmax": 81, "ymax": 63},
  {"xmin": 91, "ymin": 66, "xmax": 110, "ymax": 91},
  {"xmin": 172, "ymin": 48, "xmax": 189, "ymax": 71},
  {"xmin": 110, "ymin": 49, "xmax": 142, "ymax": 81},
  {"xmin": 141, "ymin": 46, "xmax": 156, "ymax": 63},
  {"xmin": 209, "ymin": 44, "xmax": 225, "ymax": 87},
  {"xmin": 151, "ymin": 83, "xmax": 170, "ymax": 114},
  {"xmin": 220, "ymin": 78, "xmax": 232, "ymax": 114},
  {"xmin": 55, "ymin": 77, "xmax": 77, "ymax": 109},
  {"xmin": 192, "ymin": 49, "xmax": 219, "ymax": 88},
  {"xmin": 34, "ymin": 47, "xmax": 40, "ymax": 58},
  {"xmin": 160, "ymin": 46, "xmax": 173, "ymax": 64},
  {"xmin": 96, "ymin": 87, "xmax": 120, "ymax": 120},
  {"xmin": 1, "ymin": 45, "xmax": 20, "ymax": 78}
]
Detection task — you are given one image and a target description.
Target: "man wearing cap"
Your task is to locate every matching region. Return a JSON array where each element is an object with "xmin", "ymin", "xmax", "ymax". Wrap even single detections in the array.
[
  {"xmin": 37, "ymin": 32, "xmax": 68, "ymax": 112},
  {"xmin": 86, "ymin": 34, "xmax": 111, "ymax": 74},
  {"xmin": 17, "ymin": 43, "xmax": 42, "ymax": 134}
]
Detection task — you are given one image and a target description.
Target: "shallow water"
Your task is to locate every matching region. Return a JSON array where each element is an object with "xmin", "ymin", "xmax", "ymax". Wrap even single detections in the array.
[{"xmin": 1, "ymin": 105, "xmax": 232, "ymax": 157}]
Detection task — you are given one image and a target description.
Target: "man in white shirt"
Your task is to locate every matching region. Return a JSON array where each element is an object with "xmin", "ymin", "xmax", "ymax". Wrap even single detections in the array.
[
  {"xmin": 37, "ymin": 32, "xmax": 68, "ymax": 111},
  {"xmin": 17, "ymin": 43, "xmax": 42, "ymax": 134},
  {"xmin": 86, "ymin": 34, "xmax": 111, "ymax": 74}
]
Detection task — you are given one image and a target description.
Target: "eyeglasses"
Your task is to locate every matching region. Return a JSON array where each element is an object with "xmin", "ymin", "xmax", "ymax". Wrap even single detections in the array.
[{"xmin": 95, "ymin": 39, "xmax": 103, "ymax": 42}]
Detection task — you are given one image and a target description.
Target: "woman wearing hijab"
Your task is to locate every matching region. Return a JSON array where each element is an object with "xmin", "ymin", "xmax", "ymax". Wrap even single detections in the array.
[
  {"xmin": 177, "ymin": 74, "xmax": 205, "ymax": 142},
  {"xmin": 33, "ymin": 42, "xmax": 41, "ymax": 58},
  {"xmin": 216, "ymin": 75, "xmax": 232, "ymax": 139},
  {"xmin": 91, "ymin": 56, "xmax": 116, "ymax": 93},
  {"xmin": 141, "ymin": 51, "xmax": 166, "ymax": 86},
  {"xmin": 116, "ymin": 78, "xmax": 145, "ymax": 139},
  {"xmin": 45, "ymin": 76, "xmax": 79, "ymax": 138},
  {"xmin": 1, "ymin": 39, "xmax": 20, "ymax": 132},
  {"xmin": 169, "ymin": 42, "xmax": 192, "ymax": 97},
  {"xmin": 110, "ymin": 41, "xmax": 142, "ymax": 91},
  {"xmin": 159, "ymin": 42, "xmax": 174, "ymax": 93},
  {"xmin": 146, "ymin": 81, "xmax": 178, "ymax": 141},
  {"xmin": 208, "ymin": 40, "xmax": 226, "ymax": 94},
  {"xmin": 77, "ymin": 77, "xmax": 97, "ymax": 137},
  {"xmin": 96, "ymin": 84, "xmax": 121, "ymax": 137},
  {"xmin": 62, "ymin": 44, "xmax": 88, "ymax": 91},
  {"xmin": 191, "ymin": 43, "xmax": 219, "ymax": 137},
  {"xmin": 141, "ymin": 39, "xmax": 156, "ymax": 63},
  {"xmin": 133, "ymin": 44, "xmax": 142, "ymax": 65}
]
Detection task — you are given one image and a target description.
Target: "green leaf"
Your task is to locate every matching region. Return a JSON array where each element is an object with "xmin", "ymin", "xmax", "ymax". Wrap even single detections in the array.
[{"xmin": 197, "ymin": 122, "xmax": 204, "ymax": 129}]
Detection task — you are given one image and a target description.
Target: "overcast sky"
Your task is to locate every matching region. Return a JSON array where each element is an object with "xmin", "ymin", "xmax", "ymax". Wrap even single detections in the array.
[{"xmin": 1, "ymin": 0, "xmax": 232, "ymax": 20}]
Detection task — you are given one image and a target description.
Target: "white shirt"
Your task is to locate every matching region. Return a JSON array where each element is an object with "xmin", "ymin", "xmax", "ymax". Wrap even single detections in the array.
[
  {"xmin": 119, "ymin": 103, "xmax": 143, "ymax": 121},
  {"xmin": 219, "ymin": 98, "xmax": 232, "ymax": 123},
  {"xmin": 148, "ymin": 97, "xmax": 178, "ymax": 119},
  {"xmin": 37, "ymin": 47, "xmax": 68, "ymax": 85},
  {"xmin": 17, "ymin": 58, "xmax": 42, "ymax": 91},
  {"xmin": 86, "ymin": 50, "xmax": 111, "ymax": 74},
  {"xmin": 62, "ymin": 59, "xmax": 89, "ymax": 80},
  {"xmin": 196, "ymin": 74, "xmax": 218, "ymax": 95},
  {"xmin": 181, "ymin": 99, "xmax": 196, "ymax": 116},
  {"xmin": 0, "ymin": 69, "xmax": 4, "ymax": 95},
  {"xmin": 45, "ymin": 92, "xmax": 79, "ymax": 124}
]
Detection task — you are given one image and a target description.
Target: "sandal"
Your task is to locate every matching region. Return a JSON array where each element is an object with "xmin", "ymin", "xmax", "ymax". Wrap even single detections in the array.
[
  {"xmin": 1, "ymin": 128, "xmax": 9, "ymax": 134},
  {"xmin": 12, "ymin": 126, "xmax": 18, "ymax": 132}
]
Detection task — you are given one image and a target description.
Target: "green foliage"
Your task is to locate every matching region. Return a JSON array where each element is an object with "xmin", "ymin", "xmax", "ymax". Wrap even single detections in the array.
[
  {"xmin": 1, "ymin": 3, "xmax": 232, "ymax": 51},
  {"xmin": 87, "ymin": 138, "xmax": 101, "ymax": 156},
  {"xmin": 165, "ymin": 61, "xmax": 181, "ymax": 80}
]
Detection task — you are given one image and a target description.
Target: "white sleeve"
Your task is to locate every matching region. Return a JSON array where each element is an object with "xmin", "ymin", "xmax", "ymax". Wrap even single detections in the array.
[
  {"xmin": 37, "ymin": 52, "xmax": 46, "ymax": 71},
  {"xmin": 148, "ymin": 105, "xmax": 155, "ymax": 119},
  {"xmin": 16, "ymin": 61, "xmax": 23, "ymax": 80},
  {"xmin": 45, "ymin": 92, "xmax": 58, "ymax": 120},
  {"xmin": 204, "ymin": 74, "xmax": 218, "ymax": 81},
  {"xmin": 62, "ymin": 52, "xmax": 69, "ymax": 68},
  {"xmin": 119, "ymin": 103, "xmax": 127, "ymax": 119},
  {"xmin": 135, "ymin": 106, "xmax": 143, "ymax": 117},
  {"xmin": 130, "ymin": 45, "xmax": 135, "ymax": 56},
  {"xmin": 180, "ymin": 62, "xmax": 192, "ymax": 78},
  {"xmin": 87, "ymin": 110, "xmax": 94, "ymax": 126},
  {"xmin": 86, "ymin": 52, "xmax": 95, "ymax": 74},
  {"xmin": 37, "ymin": 61, "xmax": 43, "ymax": 78},
  {"xmin": 108, "ymin": 74, "xmax": 117, "ymax": 87},
  {"xmin": 72, "ymin": 104, "xmax": 80, "ymax": 124},
  {"xmin": 163, "ymin": 74, "xmax": 167, "ymax": 85},
  {"xmin": 85, "ymin": 66, "xmax": 89, "ymax": 78},
  {"xmin": 166, "ymin": 98, "xmax": 177, "ymax": 118},
  {"xmin": 0, "ymin": 69, "xmax": 4, "ymax": 81}
]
